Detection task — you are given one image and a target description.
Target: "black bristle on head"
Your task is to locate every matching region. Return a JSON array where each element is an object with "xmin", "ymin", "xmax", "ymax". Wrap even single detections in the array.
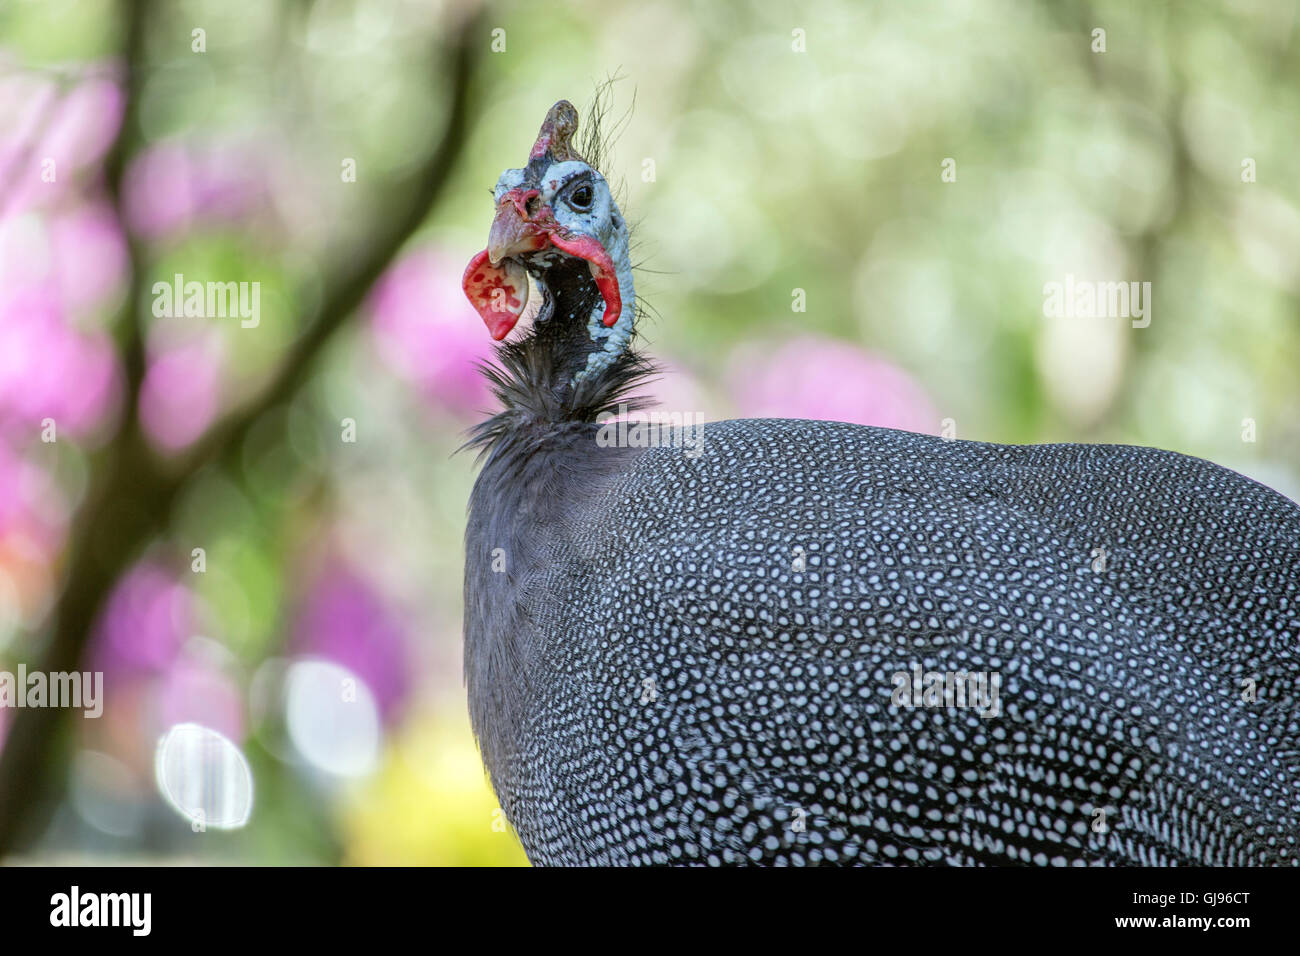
[{"xmin": 577, "ymin": 74, "xmax": 633, "ymax": 181}]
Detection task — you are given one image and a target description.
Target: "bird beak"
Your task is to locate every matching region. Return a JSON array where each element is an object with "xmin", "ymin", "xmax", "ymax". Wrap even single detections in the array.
[
  {"xmin": 463, "ymin": 195, "xmax": 551, "ymax": 341},
  {"xmin": 487, "ymin": 197, "xmax": 548, "ymax": 266}
]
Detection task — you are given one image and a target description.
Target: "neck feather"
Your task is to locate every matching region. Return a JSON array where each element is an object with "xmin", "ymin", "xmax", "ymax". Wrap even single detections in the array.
[{"xmin": 464, "ymin": 246, "xmax": 652, "ymax": 460}]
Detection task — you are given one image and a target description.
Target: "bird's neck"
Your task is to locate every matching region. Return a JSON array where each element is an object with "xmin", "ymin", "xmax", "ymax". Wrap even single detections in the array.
[
  {"xmin": 467, "ymin": 240, "xmax": 644, "ymax": 461},
  {"xmin": 530, "ymin": 257, "xmax": 621, "ymax": 387},
  {"xmin": 532, "ymin": 228, "xmax": 636, "ymax": 388}
]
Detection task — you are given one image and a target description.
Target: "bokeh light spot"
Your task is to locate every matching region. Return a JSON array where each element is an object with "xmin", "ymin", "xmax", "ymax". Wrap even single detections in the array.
[
  {"xmin": 154, "ymin": 722, "xmax": 254, "ymax": 830},
  {"xmin": 285, "ymin": 659, "xmax": 382, "ymax": 779}
]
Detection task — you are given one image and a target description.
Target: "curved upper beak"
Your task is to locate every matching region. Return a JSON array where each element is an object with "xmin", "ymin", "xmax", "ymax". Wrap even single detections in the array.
[{"xmin": 487, "ymin": 197, "xmax": 549, "ymax": 266}]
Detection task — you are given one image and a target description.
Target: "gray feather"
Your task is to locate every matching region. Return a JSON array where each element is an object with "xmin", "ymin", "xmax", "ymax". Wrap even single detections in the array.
[{"xmin": 466, "ymin": 417, "xmax": 1300, "ymax": 865}]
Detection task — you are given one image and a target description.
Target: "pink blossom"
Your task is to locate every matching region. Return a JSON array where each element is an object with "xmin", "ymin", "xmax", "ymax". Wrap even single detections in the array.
[
  {"xmin": 50, "ymin": 201, "xmax": 129, "ymax": 314},
  {"xmin": 0, "ymin": 440, "xmax": 65, "ymax": 551},
  {"xmin": 0, "ymin": 283, "xmax": 120, "ymax": 437},
  {"xmin": 92, "ymin": 562, "xmax": 194, "ymax": 676},
  {"xmin": 156, "ymin": 657, "xmax": 245, "ymax": 742},
  {"xmin": 0, "ymin": 70, "xmax": 123, "ymax": 213},
  {"xmin": 727, "ymin": 336, "xmax": 938, "ymax": 433},
  {"xmin": 39, "ymin": 75, "xmax": 124, "ymax": 174},
  {"xmin": 139, "ymin": 331, "xmax": 224, "ymax": 452},
  {"xmin": 0, "ymin": 441, "xmax": 32, "ymax": 539},
  {"xmin": 291, "ymin": 562, "xmax": 412, "ymax": 723},
  {"xmin": 0, "ymin": 74, "xmax": 57, "ymax": 213},
  {"xmin": 123, "ymin": 141, "xmax": 268, "ymax": 239},
  {"xmin": 368, "ymin": 247, "xmax": 496, "ymax": 416}
]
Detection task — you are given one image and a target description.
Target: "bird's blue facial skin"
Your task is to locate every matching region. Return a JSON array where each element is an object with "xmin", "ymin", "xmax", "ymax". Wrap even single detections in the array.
[
  {"xmin": 489, "ymin": 158, "xmax": 635, "ymax": 383},
  {"xmin": 492, "ymin": 167, "xmax": 526, "ymax": 201},
  {"xmin": 493, "ymin": 161, "xmax": 621, "ymax": 257}
]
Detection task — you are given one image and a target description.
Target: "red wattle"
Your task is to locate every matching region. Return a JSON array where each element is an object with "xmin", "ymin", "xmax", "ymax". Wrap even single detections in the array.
[
  {"xmin": 462, "ymin": 249, "xmax": 529, "ymax": 341},
  {"xmin": 547, "ymin": 232, "xmax": 622, "ymax": 328}
]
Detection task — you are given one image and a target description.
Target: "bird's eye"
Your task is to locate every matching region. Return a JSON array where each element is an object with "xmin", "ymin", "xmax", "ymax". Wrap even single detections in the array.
[{"xmin": 567, "ymin": 184, "xmax": 594, "ymax": 210}]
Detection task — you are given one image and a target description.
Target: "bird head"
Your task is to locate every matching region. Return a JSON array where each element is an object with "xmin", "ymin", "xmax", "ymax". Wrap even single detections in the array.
[{"xmin": 462, "ymin": 100, "xmax": 631, "ymax": 349}]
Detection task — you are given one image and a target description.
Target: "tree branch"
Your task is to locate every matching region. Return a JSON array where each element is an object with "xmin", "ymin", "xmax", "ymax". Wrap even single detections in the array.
[{"xmin": 0, "ymin": 1, "xmax": 485, "ymax": 855}]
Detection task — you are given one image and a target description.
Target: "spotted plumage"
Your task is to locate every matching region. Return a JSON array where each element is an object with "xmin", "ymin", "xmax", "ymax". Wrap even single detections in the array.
[{"xmin": 462, "ymin": 101, "xmax": 1300, "ymax": 866}]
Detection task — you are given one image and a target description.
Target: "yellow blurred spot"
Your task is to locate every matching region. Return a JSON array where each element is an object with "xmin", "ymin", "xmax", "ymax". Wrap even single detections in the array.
[{"xmin": 340, "ymin": 703, "xmax": 529, "ymax": 866}]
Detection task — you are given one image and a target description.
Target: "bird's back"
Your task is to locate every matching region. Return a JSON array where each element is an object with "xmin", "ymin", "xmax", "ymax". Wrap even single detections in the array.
[{"xmin": 483, "ymin": 418, "xmax": 1300, "ymax": 865}]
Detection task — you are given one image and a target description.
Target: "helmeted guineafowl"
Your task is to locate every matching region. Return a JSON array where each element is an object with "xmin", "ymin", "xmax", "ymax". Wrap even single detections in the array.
[{"xmin": 461, "ymin": 100, "xmax": 1300, "ymax": 866}]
